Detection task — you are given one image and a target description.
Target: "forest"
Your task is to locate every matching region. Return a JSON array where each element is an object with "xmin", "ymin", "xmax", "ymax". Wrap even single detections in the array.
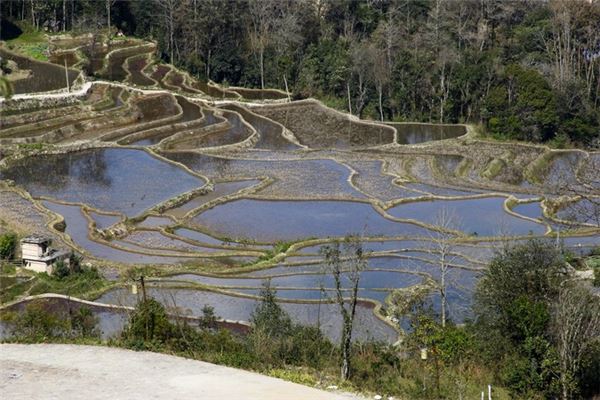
[{"xmin": 1, "ymin": 0, "xmax": 599, "ymax": 147}]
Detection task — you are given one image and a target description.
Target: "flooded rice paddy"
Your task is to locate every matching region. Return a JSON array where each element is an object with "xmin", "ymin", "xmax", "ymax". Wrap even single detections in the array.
[
  {"xmin": 1, "ymin": 148, "xmax": 205, "ymax": 217},
  {"xmin": 1, "ymin": 35, "xmax": 598, "ymax": 344}
]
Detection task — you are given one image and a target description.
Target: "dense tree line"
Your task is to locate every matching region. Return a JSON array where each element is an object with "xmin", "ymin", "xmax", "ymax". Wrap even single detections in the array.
[{"xmin": 1, "ymin": 0, "xmax": 599, "ymax": 146}]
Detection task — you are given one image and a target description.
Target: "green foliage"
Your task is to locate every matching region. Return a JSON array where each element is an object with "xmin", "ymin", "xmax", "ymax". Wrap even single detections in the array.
[
  {"xmin": 71, "ymin": 306, "xmax": 100, "ymax": 338},
  {"xmin": 470, "ymin": 240, "xmax": 600, "ymax": 399},
  {"xmin": 0, "ymin": 77, "xmax": 14, "ymax": 99},
  {"xmin": 198, "ymin": 304, "xmax": 217, "ymax": 331},
  {"xmin": 485, "ymin": 65, "xmax": 558, "ymax": 142},
  {"xmin": 121, "ymin": 298, "xmax": 174, "ymax": 348},
  {"xmin": 505, "ymin": 297, "xmax": 550, "ymax": 343},
  {"xmin": 1, "ymin": 301, "xmax": 99, "ymax": 342},
  {"xmin": 6, "ymin": 302, "xmax": 66, "ymax": 341},
  {"xmin": 250, "ymin": 282, "xmax": 292, "ymax": 339},
  {"xmin": 248, "ymin": 282, "xmax": 334, "ymax": 369},
  {"xmin": 297, "ymin": 39, "xmax": 350, "ymax": 97},
  {"xmin": 7, "ymin": 31, "xmax": 49, "ymax": 61},
  {"xmin": 52, "ymin": 251, "xmax": 83, "ymax": 279},
  {"xmin": 29, "ymin": 262, "xmax": 105, "ymax": 298},
  {"xmin": 475, "ymin": 240, "xmax": 565, "ymax": 334},
  {"xmin": 17, "ymin": 143, "xmax": 47, "ymax": 151},
  {"xmin": 0, "ymin": 232, "xmax": 17, "ymax": 260},
  {"xmin": 257, "ymin": 241, "xmax": 293, "ymax": 262}
]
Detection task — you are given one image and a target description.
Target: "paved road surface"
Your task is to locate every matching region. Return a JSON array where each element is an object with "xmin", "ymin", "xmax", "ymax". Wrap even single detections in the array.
[{"xmin": 0, "ymin": 344, "xmax": 364, "ymax": 400}]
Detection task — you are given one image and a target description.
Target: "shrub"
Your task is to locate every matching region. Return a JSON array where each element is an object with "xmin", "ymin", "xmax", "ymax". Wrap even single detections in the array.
[
  {"xmin": 0, "ymin": 232, "xmax": 17, "ymax": 260},
  {"xmin": 5, "ymin": 301, "xmax": 67, "ymax": 341},
  {"xmin": 121, "ymin": 298, "xmax": 173, "ymax": 347},
  {"xmin": 198, "ymin": 304, "xmax": 217, "ymax": 331}
]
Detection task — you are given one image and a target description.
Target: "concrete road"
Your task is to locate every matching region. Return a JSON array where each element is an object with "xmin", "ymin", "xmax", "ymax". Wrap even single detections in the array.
[{"xmin": 0, "ymin": 344, "xmax": 364, "ymax": 400}]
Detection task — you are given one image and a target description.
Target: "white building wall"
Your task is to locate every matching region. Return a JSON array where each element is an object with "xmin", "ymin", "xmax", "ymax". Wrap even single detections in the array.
[
  {"xmin": 21, "ymin": 242, "xmax": 43, "ymax": 259},
  {"xmin": 23, "ymin": 260, "xmax": 51, "ymax": 274}
]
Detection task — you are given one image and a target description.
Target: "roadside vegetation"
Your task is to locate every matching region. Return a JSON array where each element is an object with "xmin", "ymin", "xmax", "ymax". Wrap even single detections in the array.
[{"xmin": 2, "ymin": 239, "xmax": 598, "ymax": 399}]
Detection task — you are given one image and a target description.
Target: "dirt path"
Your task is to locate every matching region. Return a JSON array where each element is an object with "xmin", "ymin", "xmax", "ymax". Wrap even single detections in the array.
[{"xmin": 0, "ymin": 344, "xmax": 364, "ymax": 400}]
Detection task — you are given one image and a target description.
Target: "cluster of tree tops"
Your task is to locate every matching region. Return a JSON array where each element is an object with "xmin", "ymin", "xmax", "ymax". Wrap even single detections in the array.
[{"xmin": 1, "ymin": 0, "xmax": 600, "ymax": 147}]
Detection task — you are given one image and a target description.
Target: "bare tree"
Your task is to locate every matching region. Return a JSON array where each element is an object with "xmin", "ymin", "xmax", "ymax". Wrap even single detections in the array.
[
  {"xmin": 320, "ymin": 235, "xmax": 366, "ymax": 381},
  {"xmin": 553, "ymin": 155, "xmax": 600, "ymax": 228},
  {"xmin": 552, "ymin": 282, "xmax": 600, "ymax": 400},
  {"xmin": 272, "ymin": 2, "xmax": 302, "ymax": 91},
  {"xmin": 350, "ymin": 41, "xmax": 375, "ymax": 118},
  {"xmin": 155, "ymin": 0, "xmax": 177, "ymax": 63},
  {"xmin": 372, "ymin": 46, "xmax": 390, "ymax": 121},
  {"xmin": 248, "ymin": 0, "xmax": 278, "ymax": 89},
  {"xmin": 106, "ymin": 0, "xmax": 116, "ymax": 36},
  {"xmin": 427, "ymin": 208, "xmax": 462, "ymax": 327},
  {"xmin": 427, "ymin": 0, "xmax": 457, "ymax": 123}
]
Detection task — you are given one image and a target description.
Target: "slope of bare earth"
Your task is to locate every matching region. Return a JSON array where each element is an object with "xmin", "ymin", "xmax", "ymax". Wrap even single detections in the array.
[
  {"xmin": 0, "ymin": 344, "xmax": 365, "ymax": 400},
  {"xmin": 0, "ymin": 187, "xmax": 60, "ymax": 245}
]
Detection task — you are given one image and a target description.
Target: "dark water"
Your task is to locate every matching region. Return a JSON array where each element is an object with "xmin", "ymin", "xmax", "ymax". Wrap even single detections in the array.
[
  {"xmin": 89, "ymin": 211, "xmax": 122, "ymax": 229},
  {"xmin": 95, "ymin": 287, "xmax": 398, "ymax": 344},
  {"xmin": 513, "ymin": 202, "xmax": 543, "ymax": 219},
  {"xmin": 2, "ymin": 148, "xmax": 205, "ymax": 217},
  {"xmin": 166, "ymin": 180, "xmax": 261, "ymax": 218},
  {"xmin": 388, "ymin": 123, "xmax": 466, "ymax": 144},
  {"xmin": 193, "ymin": 199, "xmax": 430, "ymax": 242},
  {"xmin": 170, "ymin": 270, "xmax": 422, "ymax": 291},
  {"xmin": 388, "ymin": 197, "xmax": 546, "ymax": 236},
  {"xmin": 42, "ymin": 200, "xmax": 190, "ymax": 264}
]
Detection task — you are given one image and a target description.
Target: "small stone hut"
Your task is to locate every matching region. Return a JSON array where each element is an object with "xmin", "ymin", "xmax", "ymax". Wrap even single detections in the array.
[{"xmin": 20, "ymin": 235, "xmax": 69, "ymax": 274}]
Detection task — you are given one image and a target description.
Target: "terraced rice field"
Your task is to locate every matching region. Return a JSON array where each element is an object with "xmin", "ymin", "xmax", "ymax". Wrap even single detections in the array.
[{"xmin": 1, "ymin": 35, "xmax": 598, "ymax": 344}]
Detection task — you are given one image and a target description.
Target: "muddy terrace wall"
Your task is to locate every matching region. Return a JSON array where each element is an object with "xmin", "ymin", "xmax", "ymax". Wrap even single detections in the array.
[
  {"xmin": 251, "ymin": 100, "xmax": 396, "ymax": 148},
  {"xmin": 0, "ymin": 47, "xmax": 80, "ymax": 94}
]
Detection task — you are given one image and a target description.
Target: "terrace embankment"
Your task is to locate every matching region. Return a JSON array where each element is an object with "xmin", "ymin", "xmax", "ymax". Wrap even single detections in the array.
[{"xmin": 1, "ymin": 33, "xmax": 598, "ymax": 350}]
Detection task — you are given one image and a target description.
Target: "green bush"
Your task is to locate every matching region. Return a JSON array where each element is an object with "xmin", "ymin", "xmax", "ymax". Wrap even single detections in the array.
[
  {"xmin": 121, "ymin": 298, "xmax": 174, "ymax": 347},
  {"xmin": 8, "ymin": 301, "xmax": 67, "ymax": 341},
  {"xmin": 29, "ymin": 263, "xmax": 105, "ymax": 298},
  {"xmin": 0, "ymin": 232, "xmax": 17, "ymax": 260},
  {"xmin": 1, "ymin": 300, "xmax": 100, "ymax": 342}
]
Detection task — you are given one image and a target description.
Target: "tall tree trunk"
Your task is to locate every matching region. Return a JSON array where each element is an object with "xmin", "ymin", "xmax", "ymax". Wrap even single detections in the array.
[
  {"xmin": 440, "ymin": 253, "xmax": 447, "ymax": 327},
  {"xmin": 30, "ymin": 0, "xmax": 35, "ymax": 28},
  {"xmin": 259, "ymin": 47, "xmax": 265, "ymax": 89},
  {"xmin": 340, "ymin": 316, "xmax": 352, "ymax": 380},
  {"xmin": 206, "ymin": 49, "xmax": 211, "ymax": 80},
  {"xmin": 347, "ymin": 82, "xmax": 352, "ymax": 115},
  {"xmin": 378, "ymin": 84, "xmax": 384, "ymax": 122},
  {"xmin": 106, "ymin": 0, "xmax": 111, "ymax": 35},
  {"xmin": 62, "ymin": 0, "xmax": 66, "ymax": 31}
]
